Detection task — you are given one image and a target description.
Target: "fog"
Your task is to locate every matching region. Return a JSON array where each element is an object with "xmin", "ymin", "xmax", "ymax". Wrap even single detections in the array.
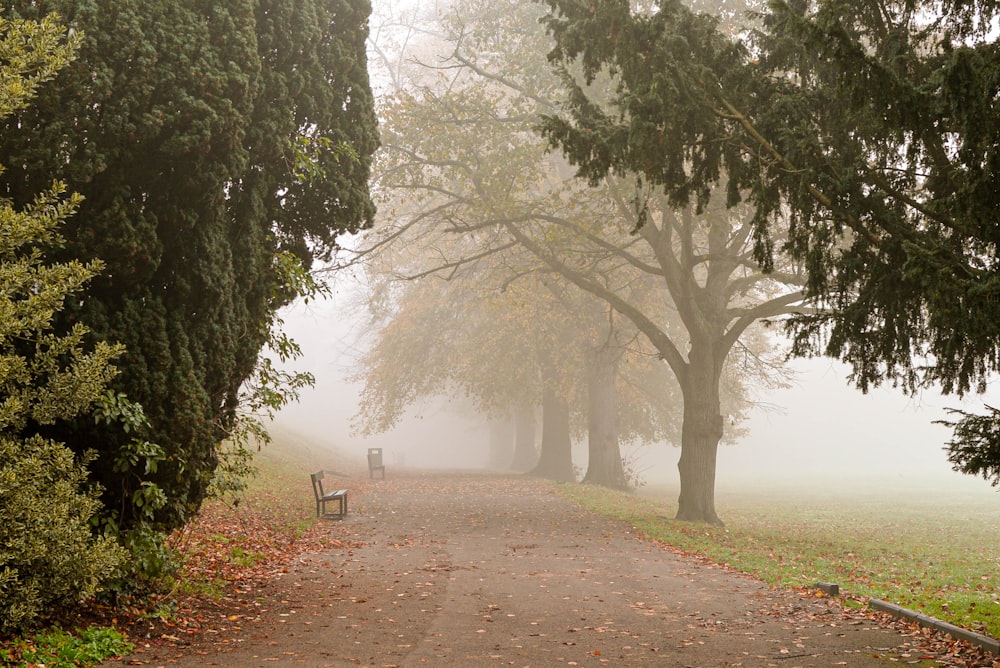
[
  {"xmin": 270, "ymin": 291, "xmax": 1000, "ymax": 500},
  {"xmin": 270, "ymin": 289, "xmax": 493, "ymax": 471}
]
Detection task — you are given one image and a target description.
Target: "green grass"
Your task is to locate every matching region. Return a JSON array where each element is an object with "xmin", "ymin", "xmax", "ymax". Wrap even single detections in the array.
[
  {"xmin": 173, "ymin": 576, "xmax": 229, "ymax": 600},
  {"xmin": 0, "ymin": 627, "xmax": 133, "ymax": 667},
  {"xmin": 228, "ymin": 546, "xmax": 269, "ymax": 567},
  {"xmin": 557, "ymin": 482, "xmax": 1000, "ymax": 639}
]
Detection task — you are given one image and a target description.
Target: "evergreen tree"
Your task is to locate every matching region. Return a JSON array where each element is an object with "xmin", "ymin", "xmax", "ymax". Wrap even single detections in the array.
[
  {"xmin": 538, "ymin": 0, "xmax": 1000, "ymax": 486},
  {"xmin": 0, "ymin": 0, "xmax": 378, "ymax": 530}
]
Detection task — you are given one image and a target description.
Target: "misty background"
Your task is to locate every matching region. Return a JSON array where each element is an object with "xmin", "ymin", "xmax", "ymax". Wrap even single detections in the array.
[
  {"xmin": 271, "ymin": 276, "xmax": 999, "ymax": 497},
  {"xmin": 267, "ymin": 0, "xmax": 999, "ymax": 504}
]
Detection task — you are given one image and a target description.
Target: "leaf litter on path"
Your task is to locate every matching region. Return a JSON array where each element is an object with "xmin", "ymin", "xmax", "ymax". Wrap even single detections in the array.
[{"xmin": 90, "ymin": 471, "xmax": 1000, "ymax": 667}]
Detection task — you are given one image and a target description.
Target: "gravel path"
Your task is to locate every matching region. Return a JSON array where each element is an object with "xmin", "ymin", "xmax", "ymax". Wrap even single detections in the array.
[{"xmin": 108, "ymin": 473, "xmax": 913, "ymax": 667}]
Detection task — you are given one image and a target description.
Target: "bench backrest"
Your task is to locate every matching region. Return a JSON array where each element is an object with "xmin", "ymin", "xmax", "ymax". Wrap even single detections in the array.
[{"xmin": 310, "ymin": 471, "xmax": 326, "ymax": 501}]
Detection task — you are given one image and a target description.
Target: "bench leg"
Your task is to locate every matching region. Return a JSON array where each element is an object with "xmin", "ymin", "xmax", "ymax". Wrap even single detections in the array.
[{"xmin": 317, "ymin": 495, "xmax": 348, "ymax": 519}]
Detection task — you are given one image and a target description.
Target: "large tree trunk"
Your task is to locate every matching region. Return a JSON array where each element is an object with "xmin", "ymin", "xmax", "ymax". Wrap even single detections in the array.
[
  {"xmin": 582, "ymin": 344, "xmax": 626, "ymax": 489},
  {"xmin": 510, "ymin": 405, "xmax": 538, "ymax": 472},
  {"xmin": 675, "ymin": 341, "xmax": 725, "ymax": 525},
  {"xmin": 488, "ymin": 416, "xmax": 515, "ymax": 470},
  {"xmin": 529, "ymin": 384, "xmax": 575, "ymax": 482}
]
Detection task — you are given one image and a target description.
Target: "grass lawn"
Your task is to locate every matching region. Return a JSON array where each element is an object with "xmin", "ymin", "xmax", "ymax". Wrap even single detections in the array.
[{"xmin": 557, "ymin": 479, "xmax": 1000, "ymax": 639}]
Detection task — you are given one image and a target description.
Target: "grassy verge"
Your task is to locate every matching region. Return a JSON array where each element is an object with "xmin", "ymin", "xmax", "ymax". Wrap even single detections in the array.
[
  {"xmin": 557, "ymin": 482, "xmax": 1000, "ymax": 639},
  {"xmin": 167, "ymin": 439, "xmax": 330, "ymax": 598}
]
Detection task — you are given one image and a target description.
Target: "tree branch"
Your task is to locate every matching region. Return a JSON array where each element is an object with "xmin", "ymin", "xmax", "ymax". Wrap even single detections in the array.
[{"xmin": 502, "ymin": 220, "xmax": 688, "ymax": 379}]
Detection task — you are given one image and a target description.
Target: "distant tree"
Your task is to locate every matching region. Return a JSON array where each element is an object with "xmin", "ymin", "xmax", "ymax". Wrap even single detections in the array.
[
  {"xmin": 538, "ymin": 0, "xmax": 1000, "ymax": 486},
  {"xmin": 352, "ymin": 257, "xmax": 547, "ymax": 441},
  {"xmin": 354, "ymin": 215, "xmax": 669, "ymax": 485},
  {"xmin": 0, "ymin": 0, "xmax": 378, "ymax": 531},
  {"xmin": 0, "ymin": 13, "xmax": 126, "ymax": 633},
  {"xmin": 361, "ymin": 0, "xmax": 790, "ymax": 513},
  {"xmin": 414, "ymin": 0, "xmax": 800, "ymax": 523},
  {"xmin": 356, "ymin": 1, "xmax": 673, "ymax": 486}
]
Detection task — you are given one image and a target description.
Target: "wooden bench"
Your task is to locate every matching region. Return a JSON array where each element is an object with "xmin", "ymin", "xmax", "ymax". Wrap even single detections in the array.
[
  {"xmin": 367, "ymin": 447, "xmax": 386, "ymax": 479},
  {"xmin": 310, "ymin": 471, "xmax": 347, "ymax": 519}
]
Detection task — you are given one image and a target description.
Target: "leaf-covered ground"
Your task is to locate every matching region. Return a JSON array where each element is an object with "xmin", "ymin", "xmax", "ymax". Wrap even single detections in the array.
[
  {"xmin": 3, "ymin": 451, "xmax": 998, "ymax": 667},
  {"xmin": 107, "ymin": 465, "xmax": 375, "ymax": 659},
  {"xmin": 99, "ymin": 472, "xmax": 999, "ymax": 667}
]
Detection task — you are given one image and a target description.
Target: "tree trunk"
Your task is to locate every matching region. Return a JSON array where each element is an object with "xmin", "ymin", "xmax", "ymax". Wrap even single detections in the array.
[
  {"xmin": 529, "ymin": 384, "xmax": 575, "ymax": 482},
  {"xmin": 488, "ymin": 416, "xmax": 515, "ymax": 470},
  {"xmin": 510, "ymin": 405, "xmax": 538, "ymax": 472},
  {"xmin": 582, "ymin": 344, "xmax": 627, "ymax": 489},
  {"xmin": 675, "ymin": 341, "xmax": 725, "ymax": 525}
]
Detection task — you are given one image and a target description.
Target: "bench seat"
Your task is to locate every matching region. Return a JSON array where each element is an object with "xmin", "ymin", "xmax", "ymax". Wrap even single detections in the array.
[{"xmin": 310, "ymin": 471, "xmax": 348, "ymax": 519}]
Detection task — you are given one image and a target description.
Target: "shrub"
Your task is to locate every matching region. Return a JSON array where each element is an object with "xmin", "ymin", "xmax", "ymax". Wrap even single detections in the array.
[
  {"xmin": 1, "ymin": 625, "xmax": 133, "ymax": 667},
  {"xmin": 0, "ymin": 437, "xmax": 125, "ymax": 633},
  {"xmin": 0, "ymin": 14, "xmax": 130, "ymax": 632}
]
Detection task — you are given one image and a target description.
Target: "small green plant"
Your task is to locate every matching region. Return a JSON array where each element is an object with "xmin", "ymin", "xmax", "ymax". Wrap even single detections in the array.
[
  {"xmin": 92, "ymin": 391, "xmax": 178, "ymax": 594},
  {"xmin": 173, "ymin": 577, "xmax": 227, "ymax": 600},
  {"xmin": 228, "ymin": 546, "xmax": 268, "ymax": 568},
  {"xmin": 1, "ymin": 626, "xmax": 133, "ymax": 667},
  {"xmin": 621, "ymin": 453, "xmax": 648, "ymax": 490}
]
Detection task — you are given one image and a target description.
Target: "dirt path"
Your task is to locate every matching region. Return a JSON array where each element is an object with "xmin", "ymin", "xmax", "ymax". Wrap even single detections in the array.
[{"xmin": 109, "ymin": 473, "xmax": 920, "ymax": 667}]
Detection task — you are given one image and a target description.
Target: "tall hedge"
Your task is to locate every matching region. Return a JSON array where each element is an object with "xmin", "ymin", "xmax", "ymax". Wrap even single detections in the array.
[{"xmin": 0, "ymin": 0, "xmax": 378, "ymax": 531}]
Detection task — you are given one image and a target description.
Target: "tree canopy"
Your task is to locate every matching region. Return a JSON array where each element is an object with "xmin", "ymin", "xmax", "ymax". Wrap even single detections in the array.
[
  {"xmin": 360, "ymin": 0, "xmax": 800, "ymax": 517},
  {"xmin": 358, "ymin": 0, "xmax": 692, "ymax": 486},
  {"xmin": 539, "ymin": 0, "xmax": 1000, "ymax": 485},
  {"xmin": 0, "ymin": 0, "xmax": 378, "ymax": 530}
]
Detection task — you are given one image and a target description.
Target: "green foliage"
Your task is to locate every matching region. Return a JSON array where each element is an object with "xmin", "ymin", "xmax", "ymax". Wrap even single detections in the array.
[
  {"xmin": 0, "ymin": 0, "xmax": 378, "ymax": 533},
  {"xmin": 0, "ymin": 13, "xmax": 80, "ymax": 119},
  {"xmin": 0, "ymin": 438, "xmax": 125, "ymax": 633},
  {"xmin": 0, "ymin": 190, "xmax": 127, "ymax": 628},
  {"xmin": 939, "ymin": 406, "xmax": 1000, "ymax": 487},
  {"xmin": 0, "ymin": 12, "xmax": 130, "ymax": 631},
  {"xmin": 0, "ymin": 228, "xmax": 127, "ymax": 625},
  {"xmin": 538, "ymin": 0, "xmax": 1000, "ymax": 481},
  {"xmin": 90, "ymin": 390, "xmax": 179, "ymax": 592},
  {"xmin": 1, "ymin": 626, "xmax": 133, "ymax": 667}
]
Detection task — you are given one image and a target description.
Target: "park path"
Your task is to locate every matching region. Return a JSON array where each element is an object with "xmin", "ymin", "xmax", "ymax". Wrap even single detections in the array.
[{"xmin": 110, "ymin": 472, "xmax": 914, "ymax": 667}]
